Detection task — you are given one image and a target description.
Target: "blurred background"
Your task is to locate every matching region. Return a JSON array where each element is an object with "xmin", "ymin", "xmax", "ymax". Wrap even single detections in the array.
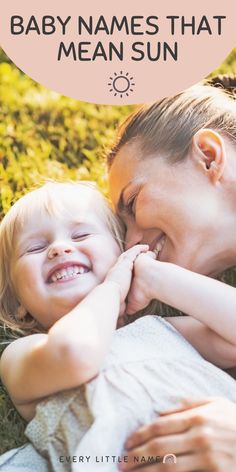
[
  {"xmin": 0, "ymin": 46, "xmax": 236, "ymax": 454},
  {"xmin": 0, "ymin": 48, "xmax": 133, "ymax": 220}
]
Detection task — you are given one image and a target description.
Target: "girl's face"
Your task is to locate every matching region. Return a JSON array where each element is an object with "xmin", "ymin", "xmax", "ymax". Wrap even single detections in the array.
[
  {"xmin": 109, "ymin": 141, "xmax": 232, "ymax": 276},
  {"xmin": 11, "ymin": 191, "xmax": 121, "ymax": 329}
]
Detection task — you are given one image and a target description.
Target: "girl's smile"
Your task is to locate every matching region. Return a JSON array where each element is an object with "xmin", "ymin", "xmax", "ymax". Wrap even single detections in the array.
[
  {"xmin": 47, "ymin": 261, "xmax": 90, "ymax": 284},
  {"xmin": 10, "ymin": 186, "xmax": 121, "ymax": 329}
]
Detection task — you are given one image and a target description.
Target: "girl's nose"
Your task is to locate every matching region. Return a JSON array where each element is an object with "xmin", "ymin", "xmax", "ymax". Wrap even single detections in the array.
[
  {"xmin": 47, "ymin": 242, "xmax": 75, "ymax": 260},
  {"xmin": 125, "ymin": 222, "xmax": 144, "ymax": 249}
]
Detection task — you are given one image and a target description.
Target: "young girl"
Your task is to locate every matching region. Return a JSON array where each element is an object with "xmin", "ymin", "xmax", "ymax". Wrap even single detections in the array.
[{"xmin": 1, "ymin": 181, "xmax": 236, "ymax": 472}]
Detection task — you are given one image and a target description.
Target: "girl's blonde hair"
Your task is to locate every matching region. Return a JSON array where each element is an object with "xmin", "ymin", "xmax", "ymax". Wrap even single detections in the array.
[
  {"xmin": 0, "ymin": 181, "xmax": 124, "ymax": 337},
  {"xmin": 107, "ymin": 76, "xmax": 236, "ymax": 167}
]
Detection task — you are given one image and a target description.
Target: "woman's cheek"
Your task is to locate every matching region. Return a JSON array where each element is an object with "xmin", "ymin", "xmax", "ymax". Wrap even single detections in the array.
[{"xmin": 136, "ymin": 190, "xmax": 159, "ymax": 225}]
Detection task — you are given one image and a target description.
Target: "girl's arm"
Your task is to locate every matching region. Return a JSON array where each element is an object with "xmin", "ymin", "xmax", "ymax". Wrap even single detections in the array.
[
  {"xmin": 0, "ymin": 245, "xmax": 148, "ymax": 410},
  {"xmin": 0, "ymin": 281, "xmax": 121, "ymax": 410},
  {"xmin": 127, "ymin": 253, "xmax": 236, "ymax": 367}
]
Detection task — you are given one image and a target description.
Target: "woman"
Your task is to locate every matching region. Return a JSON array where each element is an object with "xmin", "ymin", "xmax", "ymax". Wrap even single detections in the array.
[{"xmin": 108, "ymin": 78, "xmax": 236, "ymax": 471}]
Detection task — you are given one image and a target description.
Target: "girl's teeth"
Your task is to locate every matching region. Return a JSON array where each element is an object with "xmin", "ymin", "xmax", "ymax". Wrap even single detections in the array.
[{"xmin": 50, "ymin": 265, "xmax": 88, "ymax": 282}]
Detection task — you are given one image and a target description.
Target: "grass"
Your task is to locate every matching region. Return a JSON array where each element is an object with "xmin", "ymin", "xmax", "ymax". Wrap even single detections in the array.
[{"xmin": 0, "ymin": 46, "xmax": 236, "ymax": 455}]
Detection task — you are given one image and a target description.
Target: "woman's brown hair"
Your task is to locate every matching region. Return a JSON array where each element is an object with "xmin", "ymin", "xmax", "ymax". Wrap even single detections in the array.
[{"xmin": 107, "ymin": 75, "xmax": 236, "ymax": 168}]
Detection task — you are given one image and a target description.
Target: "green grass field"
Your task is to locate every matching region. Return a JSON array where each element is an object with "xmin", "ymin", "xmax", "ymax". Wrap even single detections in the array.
[{"xmin": 0, "ymin": 46, "xmax": 236, "ymax": 454}]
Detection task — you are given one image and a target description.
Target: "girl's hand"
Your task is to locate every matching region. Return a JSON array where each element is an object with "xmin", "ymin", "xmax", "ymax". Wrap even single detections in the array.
[
  {"xmin": 120, "ymin": 397, "xmax": 236, "ymax": 472},
  {"xmin": 126, "ymin": 251, "xmax": 158, "ymax": 315},
  {"xmin": 105, "ymin": 245, "xmax": 149, "ymax": 305}
]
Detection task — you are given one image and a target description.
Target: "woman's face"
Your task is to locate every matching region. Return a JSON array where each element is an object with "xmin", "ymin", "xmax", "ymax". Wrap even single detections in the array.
[{"xmin": 109, "ymin": 141, "xmax": 230, "ymax": 276}]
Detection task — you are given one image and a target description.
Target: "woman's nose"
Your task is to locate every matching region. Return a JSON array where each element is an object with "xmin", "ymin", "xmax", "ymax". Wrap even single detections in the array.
[
  {"xmin": 47, "ymin": 242, "xmax": 75, "ymax": 260},
  {"xmin": 125, "ymin": 223, "xmax": 144, "ymax": 249}
]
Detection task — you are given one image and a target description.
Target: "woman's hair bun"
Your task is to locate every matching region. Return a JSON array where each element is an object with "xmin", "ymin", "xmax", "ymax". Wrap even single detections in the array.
[{"xmin": 207, "ymin": 75, "xmax": 236, "ymax": 95}]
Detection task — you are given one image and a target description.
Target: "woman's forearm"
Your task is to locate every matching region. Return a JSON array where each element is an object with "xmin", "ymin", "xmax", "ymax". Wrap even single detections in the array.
[{"xmin": 153, "ymin": 262, "xmax": 236, "ymax": 345}]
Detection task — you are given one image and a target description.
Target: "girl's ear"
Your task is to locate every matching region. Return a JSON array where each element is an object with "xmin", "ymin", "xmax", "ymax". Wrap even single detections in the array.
[
  {"xmin": 16, "ymin": 304, "xmax": 27, "ymax": 320},
  {"xmin": 192, "ymin": 128, "xmax": 226, "ymax": 183}
]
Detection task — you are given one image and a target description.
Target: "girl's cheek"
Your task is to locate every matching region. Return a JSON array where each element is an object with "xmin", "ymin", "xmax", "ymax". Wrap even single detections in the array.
[{"xmin": 18, "ymin": 256, "xmax": 40, "ymax": 277}]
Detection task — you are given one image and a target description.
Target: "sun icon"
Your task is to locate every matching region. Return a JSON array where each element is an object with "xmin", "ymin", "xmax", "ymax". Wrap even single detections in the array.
[{"xmin": 108, "ymin": 71, "xmax": 135, "ymax": 98}]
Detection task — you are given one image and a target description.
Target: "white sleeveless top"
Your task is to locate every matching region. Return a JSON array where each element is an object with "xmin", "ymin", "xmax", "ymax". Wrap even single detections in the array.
[{"xmin": 25, "ymin": 316, "xmax": 236, "ymax": 472}]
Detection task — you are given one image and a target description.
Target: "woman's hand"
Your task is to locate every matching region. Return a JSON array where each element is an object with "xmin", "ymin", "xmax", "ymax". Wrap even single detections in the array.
[
  {"xmin": 119, "ymin": 397, "xmax": 236, "ymax": 471},
  {"xmin": 126, "ymin": 251, "xmax": 159, "ymax": 314}
]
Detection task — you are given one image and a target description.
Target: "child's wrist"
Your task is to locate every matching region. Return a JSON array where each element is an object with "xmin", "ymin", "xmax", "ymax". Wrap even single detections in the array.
[
  {"xmin": 147, "ymin": 260, "xmax": 167, "ymax": 301},
  {"xmin": 149, "ymin": 261, "xmax": 180, "ymax": 303}
]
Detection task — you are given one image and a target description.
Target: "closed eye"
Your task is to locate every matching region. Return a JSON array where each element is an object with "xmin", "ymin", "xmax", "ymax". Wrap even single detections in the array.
[
  {"xmin": 72, "ymin": 233, "xmax": 91, "ymax": 241},
  {"xmin": 26, "ymin": 244, "xmax": 47, "ymax": 254},
  {"xmin": 125, "ymin": 194, "xmax": 137, "ymax": 217}
]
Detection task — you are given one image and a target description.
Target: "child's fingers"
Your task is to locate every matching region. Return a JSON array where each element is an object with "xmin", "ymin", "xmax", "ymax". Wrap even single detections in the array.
[
  {"xmin": 147, "ymin": 250, "xmax": 157, "ymax": 259},
  {"xmin": 120, "ymin": 245, "xmax": 149, "ymax": 264},
  {"xmin": 135, "ymin": 250, "xmax": 156, "ymax": 261}
]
